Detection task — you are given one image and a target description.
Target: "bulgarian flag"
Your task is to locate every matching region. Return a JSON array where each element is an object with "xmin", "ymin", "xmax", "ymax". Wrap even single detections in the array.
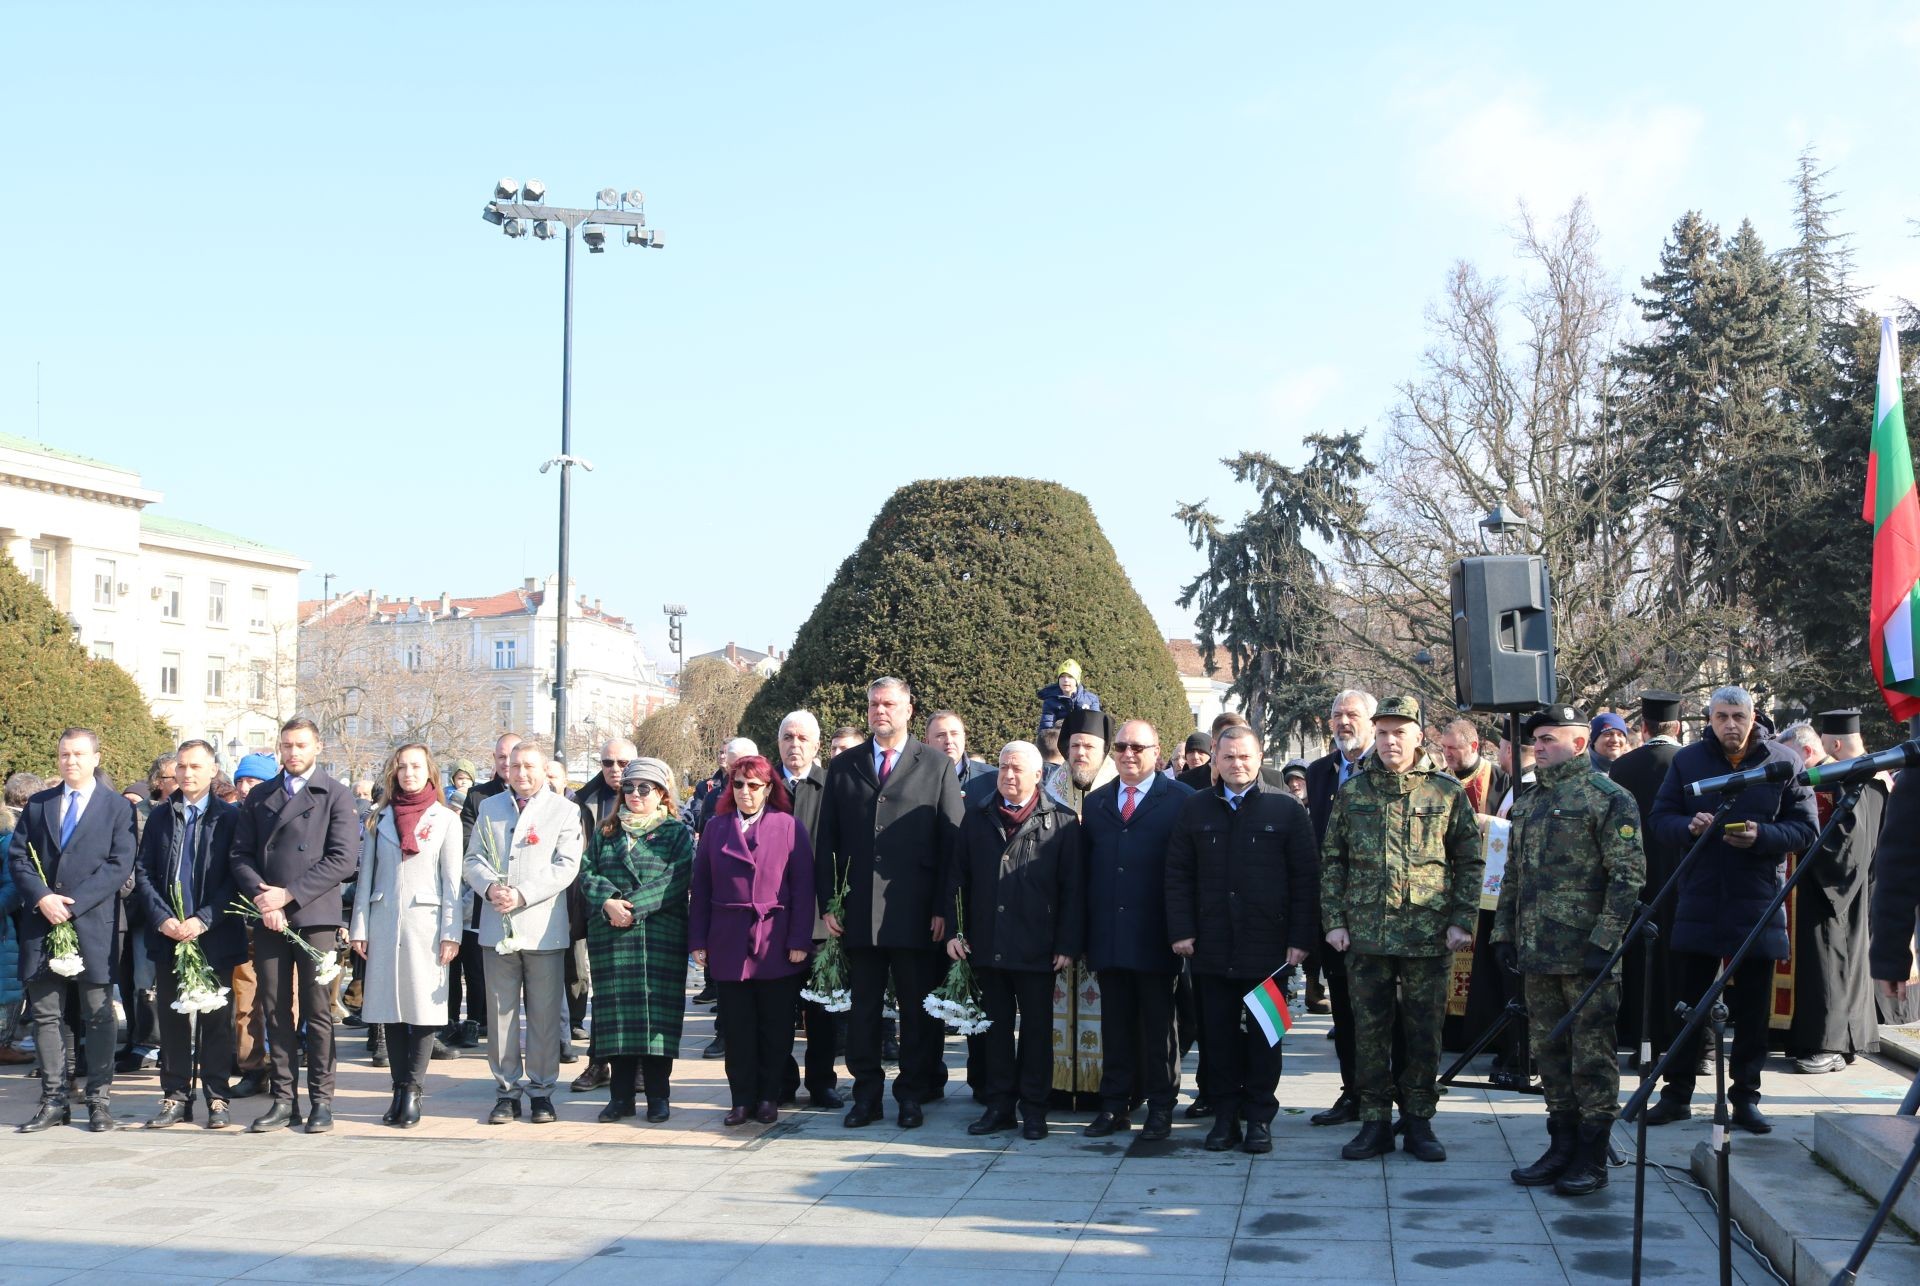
[
  {"xmin": 1865, "ymin": 315, "xmax": 1920, "ymax": 722},
  {"xmin": 1243, "ymin": 966, "xmax": 1293, "ymax": 1047}
]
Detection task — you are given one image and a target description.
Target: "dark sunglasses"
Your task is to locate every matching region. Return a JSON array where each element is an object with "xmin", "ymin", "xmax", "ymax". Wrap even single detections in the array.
[
  {"xmin": 1112, "ymin": 741, "xmax": 1157, "ymax": 754},
  {"xmin": 621, "ymin": 782, "xmax": 655, "ymax": 796},
  {"xmin": 602, "ymin": 758, "xmax": 633, "ymax": 768},
  {"xmin": 731, "ymin": 779, "xmax": 769, "ymax": 791}
]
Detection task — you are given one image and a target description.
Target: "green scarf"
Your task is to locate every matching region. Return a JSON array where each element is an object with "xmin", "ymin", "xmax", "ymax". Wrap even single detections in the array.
[{"xmin": 620, "ymin": 808, "xmax": 672, "ymax": 839}]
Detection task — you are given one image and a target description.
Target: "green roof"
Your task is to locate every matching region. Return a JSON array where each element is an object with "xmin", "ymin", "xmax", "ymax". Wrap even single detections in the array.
[
  {"xmin": 0, "ymin": 430, "xmax": 134, "ymax": 472},
  {"xmin": 140, "ymin": 513, "xmax": 298, "ymax": 558}
]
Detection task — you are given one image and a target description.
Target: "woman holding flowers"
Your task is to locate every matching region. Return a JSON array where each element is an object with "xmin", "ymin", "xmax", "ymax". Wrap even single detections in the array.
[
  {"xmin": 350, "ymin": 744, "xmax": 465, "ymax": 1129},
  {"xmin": 581, "ymin": 758, "xmax": 693, "ymax": 1123},
  {"xmin": 690, "ymin": 754, "xmax": 815, "ymax": 1126},
  {"xmin": 133, "ymin": 739, "xmax": 245, "ymax": 1129}
]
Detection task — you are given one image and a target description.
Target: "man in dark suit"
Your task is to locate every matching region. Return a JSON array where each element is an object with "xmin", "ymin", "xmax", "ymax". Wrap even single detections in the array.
[
  {"xmin": 1167, "ymin": 724, "xmax": 1321, "ymax": 1154},
  {"xmin": 1607, "ymin": 691, "xmax": 1685, "ymax": 1062},
  {"xmin": 449, "ymin": 732, "xmax": 518, "ymax": 1048},
  {"xmin": 1082, "ymin": 719, "xmax": 1194, "ymax": 1140},
  {"xmin": 230, "ymin": 717, "xmax": 361, "ymax": 1134},
  {"xmin": 927, "ymin": 710, "xmax": 997, "ymax": 802},
  {"xmin": 9, "ymin": 727, "xmax": 139, "ymax": 1132},
  {"xmin": 133, "ymin": 739, "xmax": 246, "ymax": 1129},
  {"xmin": 1303, "ymin": 688, "xmax": 1375, "ymax": 1126},
  {"xmin": 776, "ymin": 709, "xmax": 841, "ymax": 1107},
  {"xmin": 813, "ymin": 677, "xmax": 964, "ymax": 1128}
]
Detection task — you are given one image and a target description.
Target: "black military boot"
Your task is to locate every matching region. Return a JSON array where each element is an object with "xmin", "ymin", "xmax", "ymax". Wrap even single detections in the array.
[
  {"xmin": 1341, "ymin": 1119, "xmax": 1395, "ymax": 1160},
  {"xmin": 1510, "ymin": 1112, "xmax": 1579, "ymax": 1186},
  {"xmin": 1552, "ymin": 1119, "xmax": 1613, "ymax": 1196},
  {"xmin": 1401, "ymin": 1115, "xmax": 1446, "ymax": 1162}
]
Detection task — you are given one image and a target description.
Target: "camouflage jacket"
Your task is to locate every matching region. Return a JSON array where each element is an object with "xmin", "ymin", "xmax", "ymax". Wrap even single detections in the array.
[
  {"xmin": 1320, "ymin": 753, "xmax": 1483, "ymax": 957},
  {"xmin": 1491, "ymin": 754, "xmax": 1646, "ymax": 973}
]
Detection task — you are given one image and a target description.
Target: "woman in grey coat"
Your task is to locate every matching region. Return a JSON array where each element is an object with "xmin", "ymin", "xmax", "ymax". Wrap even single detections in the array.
[{"xmin": 350, "ymin": 744, "xmax": 464, "ymax": 1128}]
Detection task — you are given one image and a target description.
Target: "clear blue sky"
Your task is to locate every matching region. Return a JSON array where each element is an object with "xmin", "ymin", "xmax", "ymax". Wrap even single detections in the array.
[{"xmin": 6, "ymin": 2, "xmax": 1916, "ymax": 672}]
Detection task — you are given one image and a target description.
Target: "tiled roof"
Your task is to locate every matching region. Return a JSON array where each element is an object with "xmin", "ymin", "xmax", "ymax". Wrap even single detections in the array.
[
  {"xmin": 304, "ymin": 587, "xmax": 630, "ymax": 627},
  {"xmin": 140, "ymin": 513, "xmax": 298, "ymax": 558},
  {"xmin": 1167, "ymin": 638, "xmax": 1233, "ymax": 681}
]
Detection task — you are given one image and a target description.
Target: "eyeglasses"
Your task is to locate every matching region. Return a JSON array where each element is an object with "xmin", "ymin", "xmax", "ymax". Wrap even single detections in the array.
[
  {"xmin": 621, "ymin": 783, "xmax": 655, "ymax": 796},
  {"xmin": 731, "ymin": 779, "xmax": 769, "ymax": 792},
  {"xmin": 601, "ymin": 758, "xmax": 632, "ymax": 768},
  {"xmin": 1112, "ymin": 742, "xmax": 1157, "ymax": 754}
]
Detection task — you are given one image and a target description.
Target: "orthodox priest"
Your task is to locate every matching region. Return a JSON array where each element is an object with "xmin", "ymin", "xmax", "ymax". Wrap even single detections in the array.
[
  {"xmin": 1044, "ymin": 706, "xmax": 1118, "ymax": 1106},
  {"xmin": 1606, "ymin": 691, "xmax": 1685, "ymax": 1062}
]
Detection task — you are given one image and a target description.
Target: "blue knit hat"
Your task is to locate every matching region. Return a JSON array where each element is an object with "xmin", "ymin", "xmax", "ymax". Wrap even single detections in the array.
[{"xmin": 234, "ymin": 753, "xmax": 279, "ymax": 784}]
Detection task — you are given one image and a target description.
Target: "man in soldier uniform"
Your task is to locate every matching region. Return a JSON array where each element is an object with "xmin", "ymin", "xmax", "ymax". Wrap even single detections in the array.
[
  {"xmin": 1321, "ymin": 695, "xmax": 1483, "ymax": 1163},
  {"xmin": 1493, "ymin": 706, "xmax": 1645, "ymax": 1196}
]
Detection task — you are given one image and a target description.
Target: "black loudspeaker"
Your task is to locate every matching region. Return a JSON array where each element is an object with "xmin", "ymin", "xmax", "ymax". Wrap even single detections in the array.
[{"xmin": 1449, "ymin": 556, "xmax": 1555, "ymax": 712}]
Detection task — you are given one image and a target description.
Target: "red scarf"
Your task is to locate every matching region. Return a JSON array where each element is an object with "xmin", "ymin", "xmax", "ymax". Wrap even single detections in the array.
[
  {"xmin": 996, "ymin": 792, "xmax": 1040, "ymax": 836},
  {"xmin": 389, "ymin": 784, "xmax": 437, "ymax": 858}
]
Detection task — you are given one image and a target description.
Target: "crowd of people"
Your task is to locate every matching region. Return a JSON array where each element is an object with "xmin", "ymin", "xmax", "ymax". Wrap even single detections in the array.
[{"xmin": 4, "ymin": 667, "xmax": 1917, "ymax": 1206}]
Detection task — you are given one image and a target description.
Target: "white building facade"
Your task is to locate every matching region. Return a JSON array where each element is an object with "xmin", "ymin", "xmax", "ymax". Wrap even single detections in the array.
[{"xmin": 0, "ymin": 433, "xmax": 307, "ymax": 759}]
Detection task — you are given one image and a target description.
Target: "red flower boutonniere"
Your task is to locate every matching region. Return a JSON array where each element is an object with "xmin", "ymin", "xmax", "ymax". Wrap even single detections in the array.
[{"xmin": 522, "ymin": 828, "xmax": 541, "ymax": 847}]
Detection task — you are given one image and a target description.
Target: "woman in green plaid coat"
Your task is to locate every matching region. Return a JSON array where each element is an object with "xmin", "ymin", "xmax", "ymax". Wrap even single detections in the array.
[{"xmin": 582, "ymin": 758, "xmax": 693, "ymax": 1122}]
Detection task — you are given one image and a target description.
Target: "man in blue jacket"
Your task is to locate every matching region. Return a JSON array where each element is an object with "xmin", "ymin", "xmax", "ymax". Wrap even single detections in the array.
[
  {"xmin": 1645, "ymin": 685, "xmax": 1818, "ymax": 1134},
  {"xmin": 1081, "ymin": 719, "xmax": 1194, "ymax": 1140}
]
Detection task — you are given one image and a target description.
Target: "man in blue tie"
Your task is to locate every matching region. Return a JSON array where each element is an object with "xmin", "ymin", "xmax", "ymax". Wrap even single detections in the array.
[
  {"xmin": 135, "ymin": 740, "xmax": 246, "ymax": 1129},
  {"xmin": 8, "ymin": 728, "xmax": 139, "ymax": 1132}
]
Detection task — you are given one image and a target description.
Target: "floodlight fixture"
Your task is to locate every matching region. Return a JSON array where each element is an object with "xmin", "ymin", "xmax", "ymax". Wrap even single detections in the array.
[
  {"xmin": 647, "ymin": 229, "xmax": 664, "ymax": 249},
  {"xmin": 503, "ymin": 218, "xmax": 527, "ymax": 237},
  {"xmin": 596, "ymin": 187, "xmax": 619, "ymax": 208},
  {"xmin": 622, "ymin": 190, "xmax": 645, "ymax": 210},
  {"xmin": 494, "ymin": 178, "xmax": 519, "ymax": 201},
  {"xmin": 521, "ymin": 179, "xmax": 546, "ymax": 204},
  {"xmin": 533, "ymin": 220, "xmax": 560, "ymax": 240},
  {"xmin": 482, "ymin": 203, "xmax": 505, "ymax": 226},
  {"xmin": 626, "ymin": 226, "xmax": 646, "ymax": 246},
  {"xmin": 582, "ymin": 225, "xmax": 607, "ymax": 253}
]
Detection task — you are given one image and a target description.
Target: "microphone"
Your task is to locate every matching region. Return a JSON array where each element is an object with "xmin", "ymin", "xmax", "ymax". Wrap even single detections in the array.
[
  {"xmin": 1801, "ymin": 740, "xmax": 1920, "ymax": 788},
  {"xmin": 1686, "ymin": 759, "xmax": 1792, "ymax": 798}
]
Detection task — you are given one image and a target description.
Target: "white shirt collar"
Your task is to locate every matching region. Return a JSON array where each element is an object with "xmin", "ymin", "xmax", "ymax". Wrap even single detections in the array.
[
  {"xmin": 1223, "ymin": 782, "xmax": 1254, "ymax": 805},
  {"xmin": 1118, "ymin": 774, "xmax": 1154, "ymax": 800},
  {"xmin": 64, "ymin": 779, "xmax": 96, "ymax": 806},
  {"xmin": 181, "ymin": 790, "xmax": 211, "ymax": 813}
]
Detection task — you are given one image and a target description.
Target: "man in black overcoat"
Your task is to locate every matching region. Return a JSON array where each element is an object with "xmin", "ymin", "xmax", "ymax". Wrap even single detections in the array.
[
  {"xmin": 813, "ymin": 677, "xmax": 963, "ymax": 1128},
  {"xmin": 776, "ymin": 709, "xmax": 841, "ymax": 1107},
  {"xmin": 1607, "ymin": 691, "xmax": 1686, "ymax": 1060},
  {"xmin": 1302, "ymin": 688, "xmax": 1375, "ymax": 1126}
]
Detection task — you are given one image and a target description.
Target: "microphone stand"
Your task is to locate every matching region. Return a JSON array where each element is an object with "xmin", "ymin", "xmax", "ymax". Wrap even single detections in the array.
[{"xmin": 1622, "ymin": 780, "xmax": 1868, "ymax": 1286}]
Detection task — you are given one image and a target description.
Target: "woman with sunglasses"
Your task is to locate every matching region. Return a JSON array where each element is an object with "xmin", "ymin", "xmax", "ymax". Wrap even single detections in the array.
[
  {"xmin": 689, "ymin": 754, "xmax": 816, "ymax": 1125},
  {"xmin": 580, "ymin": 758, "xmax": 693, "ymax": 1122}
]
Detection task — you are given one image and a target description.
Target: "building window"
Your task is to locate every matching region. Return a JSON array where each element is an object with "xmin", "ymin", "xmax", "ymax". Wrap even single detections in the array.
[
  {"xmin": 159, "ymin": 652, "xmax": 181, "ymax": 696},
  {"xmin": 30, "ymin": 546, "xmax": 52, "ymax": 591},
  {"xmin": 250, "ymin": 586, "xmax": 269, "ymax": 629},
  {"xmin": 91, "ymin": 640, "xmax": 114, "ymax": 662},
  {"xmin": 404, "ymin": 644, "xmax": 423, "ymax": 671},
  {"xmin": 496, "ymin": 697, "xmax": 514, "ymax": 727},
  {"xmin": 493, "ymin": 639, "xmax": 517, "ymax": 670},
  {"xmin": 161, "ymin": 574, "xmax": 183, "ymax": 620},
  {"xmin": 208, "ymin": 581, "xmax": 227, "ymax": 625},
  {"xmin": 206, "ymin": 657, "xmax": 226, "ymax": 698},
  {"xmin": 94, "ymin": 559, "xmax": 116, "ymax": 607},
  {"xmin": 251, "ymin": 669, "xmax": 269, "ymax": 700}
]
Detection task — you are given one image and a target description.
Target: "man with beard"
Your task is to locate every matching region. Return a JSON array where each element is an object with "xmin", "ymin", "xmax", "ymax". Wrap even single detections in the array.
[
  {"xmin": 1302, "ymin": 689, "xmax": 1377, "ymax": 1127},
  {"xmin": 1644, "ymin": 686, "xmax": 1818, "ymax": 1133},
  {"xmin": 1607, "ymin": 691, "xmax": 1686, "ymax": 1063},
  {"xmin": 1041, "ymin": 706, "xmax": 1117, "ymax": 1105}
]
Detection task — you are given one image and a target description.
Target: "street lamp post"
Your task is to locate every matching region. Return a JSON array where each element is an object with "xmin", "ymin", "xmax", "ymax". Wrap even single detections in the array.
[
  {"xmin": 663, "ymin": 604, "xmax": 687, "ymax": 677},
  {"xmin": 484, "ymin": 180, "xmax": 665, "ymax": 763}
]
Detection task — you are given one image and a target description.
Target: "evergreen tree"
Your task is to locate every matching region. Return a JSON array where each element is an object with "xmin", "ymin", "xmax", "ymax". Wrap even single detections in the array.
[
  {"xmin": 1176, "ymin": 433, "xmax": 1368, "ymax": 743},
  {"xmin": 1778, "ymin": 147, "xmax": 1860, "ymax": 333},
  {"xmin": 0, "ymin": 555, "xmax": 174, "ymax": 785},
  {"xmin": 740, "ymin": 478, "xmax": 1191, "ymax": 754}
]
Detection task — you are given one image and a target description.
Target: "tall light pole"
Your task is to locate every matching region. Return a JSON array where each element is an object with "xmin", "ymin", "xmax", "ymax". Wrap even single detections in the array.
[
  {"xmin": 484, "ymin": 179, "xmax": 665, "ymax": 762},
  {"xmin": 663, "ymin": 604, "xmax": 687, "ymax": 677}
]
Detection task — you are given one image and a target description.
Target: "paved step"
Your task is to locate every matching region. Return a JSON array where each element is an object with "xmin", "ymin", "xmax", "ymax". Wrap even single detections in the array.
[
  {"xmin": 1692, "ymin": 1121, "xmax": 1920, "ymax": 1284},
  {"xmin": 1815, "ymin": 1113, "xmax": 1920, "ymax": 1242}
]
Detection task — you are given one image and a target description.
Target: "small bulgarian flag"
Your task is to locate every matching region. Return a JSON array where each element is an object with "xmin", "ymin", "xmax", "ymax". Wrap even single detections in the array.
[
  {"xmin": 1243, "ymin": 966, "xmax": 1294, "ymax": 1047},
  {"xmin": 1865, "ymin": 315, "xmax": 1920, "ymax": 722}
]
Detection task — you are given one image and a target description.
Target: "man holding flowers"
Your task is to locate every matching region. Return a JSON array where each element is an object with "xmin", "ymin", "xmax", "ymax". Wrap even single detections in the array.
[
  {"xmin": 134, "ymin": 739, "xmax": 245, "ymax": 1129},
  {"xmin": 9, "ymin": 727, "xmax": 138, "ymax": 1133}
]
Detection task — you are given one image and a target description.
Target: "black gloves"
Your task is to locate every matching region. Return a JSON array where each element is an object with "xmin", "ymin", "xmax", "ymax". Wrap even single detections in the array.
[{"xmin": 1493, "ymin": 942, "xmax": 1519, "ymax": 975}]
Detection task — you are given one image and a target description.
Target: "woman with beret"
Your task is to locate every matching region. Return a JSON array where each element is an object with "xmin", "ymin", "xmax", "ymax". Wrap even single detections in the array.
[
  {"xmin": 349, "ymin": 744, "xmax": 465, "ymax": 1129},
  {"xmin": 581, "ymin": 758, "xmax": 693, "ymax": 1123},
  {"xmin": 690, "ymin": 754, "xmax": 815, "ymax": 1126}
]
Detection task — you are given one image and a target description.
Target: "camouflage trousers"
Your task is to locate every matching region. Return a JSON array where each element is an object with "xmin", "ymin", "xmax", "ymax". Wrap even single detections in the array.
[
  {"xmin": 1346, "ymin": 952, "xmax": 1450, "ymax": 1122},
  {"xmin": 1524, "ymin": 971, "xmax": 1621, "ymax": 1123}
]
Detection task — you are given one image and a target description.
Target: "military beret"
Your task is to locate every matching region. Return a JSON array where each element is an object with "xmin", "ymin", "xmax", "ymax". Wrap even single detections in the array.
[
  {"xmin": 1816, "ymin": 708, "xmax": 1862, "ymax": 736},
  {"xmin": 1374, "ymin": 694, "xmax": 1422, "ymax": 725},
  {"xmin": 1523, "ymin": 704, "xmax": 1587, "ymax": 739}
]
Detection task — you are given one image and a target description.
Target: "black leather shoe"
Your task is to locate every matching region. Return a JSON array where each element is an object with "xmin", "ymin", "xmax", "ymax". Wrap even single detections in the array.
[
  {"xmin": 19, "ymin": 1101, "xmax": 70, "ymax": 1133},
  {"xmin": 528, "ymin": 1097, "xmax": 557, "ymax": 1124},
  {"xmin": 1730, "ymin": 1101, "xmax": 1774, "ymax": 1135},
  {"xmin": 456, "ymin": 1019, "xmax": 481, "ymax": 1048},
  {"xmin": 599, "ymin": 1099, "xmax": 637, "ymax": 1123},
  {"xmin": 396, "ymin": 1089, "xmax": 422, "ymax": 1130},
  {"xmin": 1401, "ymin": 1116, "xmax": 1445, "ymax": 1162},
  {"xmin": 205, "ymin": 1101, "xmax": 231, "ymax": 1130},
  {"xmin": 114, "ymin": 1049, "xmax": 156, "ymax": 1074},
  {"xmin": 844, "ymin": 1102, "xmax": 879, "ymax": 1128},
  {"xmin": 429, "ymin": 1035, "xmax": 456, "ymax": 1061},
  {"xmin": 1643, "ymin": 1094, "xmax": 1693, "ymax": 1127},
  {"xmin": 147, "ymin": 1098, "xmax": 193, "ymax": 1129},
  {"xmin": 88, "ymin": 1104, "xmax": 125, "ymax": 1133},
  {"xmin": 248, "ymin": 1102, "xmax": 297, "ymax": 1133},
  {"xmin": 1183, "ymin": 1095, "xmax": 1214, "ymax": 1119},
  {"xmin": 1311, "ymin": 1092, "xmax": 1357, "ymax": 1127},
  {"xmin": 1341, "ymin": 1120, "xmax": 1395, "ymax": 1160},
  {"xmin": 487, "ymin": 1097, "xmax": 521, "ymax": 1125},
  {"xmin": 571, "ymin": 1060, "xmax": 611, "ymax": 1092},
  {"xmin": 723, "ymin": 1105, "xmax": 751, "ymax": 1127},
  {"xmin": 968, "ymin": 1107, "xmax": 1016, "ymax": 1135},
  {"xmin": 382, "ymin": 1089, "xmax": 405, "ymax": 1126},
  {"xmin": 702, "ymin": 1037, "xmax": 727, "ymax": 1060},
  {"xmin": 228, "ymin": 1071, "xmax": 267, "ymax": 1099},
  {"xmin": 305, "ymin": 1103, "xmax": 334, "ymax": 1134},
  {"xmin": 1242, "ymin": 1121, "xmax": 1273, "ymax": 1154},
  {"xmin": 1084, "ymin": 1111, "xmax": 1132, "ymax": 1138},
  {"xmin": 897, "ymin": 1101, "xmax": 924, "ymax": 1129},
  {"xmin": 1021, "ymin": 1116, "xmax": 1048, "ymax": 1141},
  {"xmin": 645, "ymin": 1099, "xmax": 670, "ymax": 1123},
  {"xmin": 1203, "ymin": 1118, "xmax": 1243, "ymax": 1151},
  {"xmin": 369, "ymin": 1046, "xmax": 388, "ymax": 1069},
  {"xmin": 808, "ymin": 1086, "xmax": 844, "ymax": 1110},
  {"xmin": 1140, "ymin": 1106, "xmax": 1174, "ymax": 1141},
  {"xmin": 340, "ymin": 1012, "xmax": 367, "ymax": 1028}
]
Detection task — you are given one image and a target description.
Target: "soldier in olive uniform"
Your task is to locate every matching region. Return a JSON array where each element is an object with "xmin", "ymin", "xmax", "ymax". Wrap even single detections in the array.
[
  {"xmin": 1491, "ymin": 705, "xmax": 1645, "ymax": 1196},
  {"xmin": 1321, "ymin": 695, "xmax": 1483, "ymax": 1163}
]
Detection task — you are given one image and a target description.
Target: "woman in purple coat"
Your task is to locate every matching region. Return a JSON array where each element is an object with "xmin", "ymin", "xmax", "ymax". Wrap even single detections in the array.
[{"xmin": 690, "ymin": 754, "xmax": 816, "ymax": 1125}]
